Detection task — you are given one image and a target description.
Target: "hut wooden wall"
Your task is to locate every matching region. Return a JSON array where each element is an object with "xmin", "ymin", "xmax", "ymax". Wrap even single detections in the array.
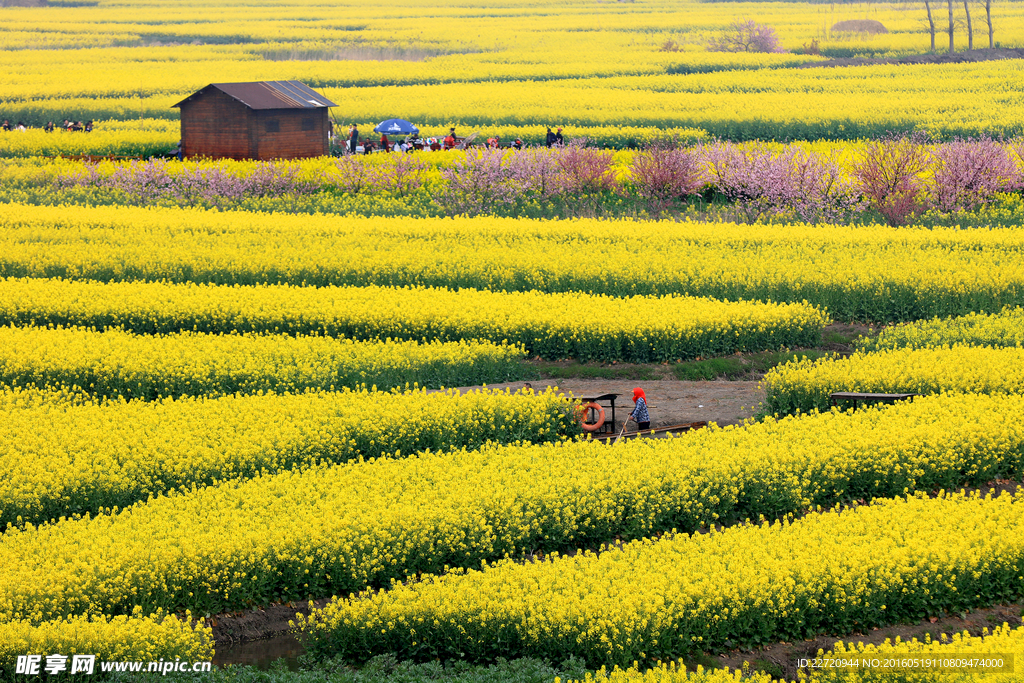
[
  {"xmin": 252, "ymin": 109, "xmax": 328, "ymax": 160},
  {"xmin": 180, "ymin": 90, "xmax": 252, "ymax": 159}
]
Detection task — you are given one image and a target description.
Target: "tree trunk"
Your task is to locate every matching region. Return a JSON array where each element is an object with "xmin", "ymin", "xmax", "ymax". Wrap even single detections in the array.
[
  {"xmin": 947, "ymin": 0, "xmax": 955, "ymax": 53},
  {"xmin": 925, "ymin": 0, "xmax": 937, "ymax": 50},
  {"xmin": 963, "ymin": 0, "xmax": 973, "ymax": 49},
  {"xmin": 985, "ymin": 0, "xmax": 994, "ymax": 48}
]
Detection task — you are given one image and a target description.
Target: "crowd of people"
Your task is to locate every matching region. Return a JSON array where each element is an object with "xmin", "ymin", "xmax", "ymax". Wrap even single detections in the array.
[
  {"xmin": 329, "ymin": 122, "xmax": 563, "ymax": 155},
  {"xmin": 1, "ymin": 119, "xmax": 94, "ymax": 132}
]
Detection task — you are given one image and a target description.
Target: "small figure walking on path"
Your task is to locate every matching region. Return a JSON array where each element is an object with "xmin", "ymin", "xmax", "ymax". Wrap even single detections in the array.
[{"xmin": 629, "ymin": 387, "xmax": 650, "ymax": 431}]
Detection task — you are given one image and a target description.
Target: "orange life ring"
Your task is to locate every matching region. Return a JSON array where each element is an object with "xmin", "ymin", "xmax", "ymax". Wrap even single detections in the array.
[{"xmin": 579, "ymin": 402, "xmax": 606, "ymax": 432}]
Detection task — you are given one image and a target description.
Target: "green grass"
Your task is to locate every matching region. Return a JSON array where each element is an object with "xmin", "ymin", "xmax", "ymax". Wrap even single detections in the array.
[
  {"xmin": 672, "ymin": 356, "xmax": 746, "ymax": 380},
  {"xmin": 672, "ymin": 350, "xmax": 831, "ymax": 381},
  {"xmin": 526, "ymin": 349, "xmax": 834, "ymax": 383},
  {"xmin": 529, "ymin": 363, "xmax": 658, "ymax": 381},
  {"xmin": 524, "ymin": 327, "xmax": 858, "ymax": 384},
  {"xmin": 822, "ymin": 329, "xmax": 867, "ymax": 347},
  {"xmin": 751, "ymin": 659, "xmax": 785, "ymax": 679}
]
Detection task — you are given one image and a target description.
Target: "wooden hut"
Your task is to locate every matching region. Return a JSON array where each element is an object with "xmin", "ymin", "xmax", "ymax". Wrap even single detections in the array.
[{"xmin": 172, "ymin": 81, "xmax": 337, "ymax": 160}]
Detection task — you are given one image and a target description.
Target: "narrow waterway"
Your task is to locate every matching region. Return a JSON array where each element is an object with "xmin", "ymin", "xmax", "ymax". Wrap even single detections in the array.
[{"xmin": 213, "ymin": 633, "xmax": 306, "ymax": 670}]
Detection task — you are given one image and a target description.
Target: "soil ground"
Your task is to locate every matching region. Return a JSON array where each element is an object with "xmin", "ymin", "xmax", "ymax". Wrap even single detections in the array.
[
  {"xmin": 450, "ymin": 323, "xmax": 872, "ymax": 428},
  {"xmin": 453, "ymin": 377, "xmax": 763, "ymax": 428}
]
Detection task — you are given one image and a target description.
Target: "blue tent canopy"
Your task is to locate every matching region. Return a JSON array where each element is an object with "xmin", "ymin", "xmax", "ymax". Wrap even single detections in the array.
[{"xmin": 374, "ymin": 119, "xmax": 419, "ymax": 135}]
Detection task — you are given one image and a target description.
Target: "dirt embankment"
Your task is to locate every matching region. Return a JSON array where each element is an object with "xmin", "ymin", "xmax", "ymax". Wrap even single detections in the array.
[{"xmin": 208, "ymin": 599, "xmax": 327, "ymax": 646}]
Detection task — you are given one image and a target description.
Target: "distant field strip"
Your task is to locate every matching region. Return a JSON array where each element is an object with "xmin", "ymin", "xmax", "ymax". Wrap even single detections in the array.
[
  {"xmin": 5, "ymin": 59, "xmax": 1023, "ymax": 141},
  {"xmin": 0, "ymin": 278, "xmax": 826, "ymax": 363},
  {"xmin": 762, "ymin": 346, "xmax": 1024, "ymax": 415},
  {"xmin": 0, "ymin": 325, "xmax": 527, "ymax": 398},
  {"xmin": 2, "ymin": 393, "xmax": 1021, "ymax": 625},
  {"xmin": 4, "ymin": 203, "xmax": 1024, "ymax": 321},
  {"xmin": 860, "ymin": 307, "xmax": 1024, "ymax": 352},
  {"xmin": 297, "ymin": 492, "xmax": 1024, "ymax": 667},
  {"xmin": 0, "ymin": 386, "xmax": 576, "ymax": 528}
]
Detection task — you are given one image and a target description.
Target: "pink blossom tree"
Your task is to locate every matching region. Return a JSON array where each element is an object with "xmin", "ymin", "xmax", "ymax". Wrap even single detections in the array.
[
  {"xmin": 853, "ymin": 133, "xmax": 930, "ymax": 226},
  {"xmin": 629, "ymin": 144, "xmax": 705, "ymax": 217},
  {"xmin": 930, "ymin": 137, "xmax": 1021, "ymax": 213},
  {"xmin": 707, "ymin": 20, "xmax": 786, "ymax": 53}
]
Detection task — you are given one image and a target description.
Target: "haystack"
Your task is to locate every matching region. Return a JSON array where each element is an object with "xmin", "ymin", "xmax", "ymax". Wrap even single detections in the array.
[{"xmin": 831, "ymin": 19, "xmax": 888, "ymax": 34}]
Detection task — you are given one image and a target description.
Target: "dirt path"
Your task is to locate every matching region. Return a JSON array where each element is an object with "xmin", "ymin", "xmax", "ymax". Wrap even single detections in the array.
[{"xmin": 453, "ymin": 378, "xmax": 764, "ymax": 428}]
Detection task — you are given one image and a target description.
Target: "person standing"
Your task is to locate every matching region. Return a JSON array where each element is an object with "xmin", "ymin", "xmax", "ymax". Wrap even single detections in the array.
[
  {"xmin": 628, "ymin": 387, "xmax": 650, "ymax": 431},
  {"xmin": 380, "ymin": 133, "xmax": 390, "ymax": 152},
  {"xmin": 545, "ymin": 127, "xmax": 556, "ymax": 147},
  {"xmin": 348, "ymin": 124, "xmax": 359, "ymax": 154},
  {"xmin": 554, "ymin": 127, "xmax": 564, "ymax": 145}
]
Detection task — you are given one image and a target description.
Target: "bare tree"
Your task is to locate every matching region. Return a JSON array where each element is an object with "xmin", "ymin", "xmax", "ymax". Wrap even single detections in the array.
[
  {"xmin": 706, "ymin": 20, "xmax": 785, "ymax": 53},
  {"xmin": 925, "ymin": 0, "xmax": 937, "ymax": 50},
  {"xmin": 963, "ymin": 0, "xmax": 974, "ymax": 48},
  {"xmin": 984, "ymin": 0, "xmax": 994, "ymax": 47},
  {"xmin": 947, "ymin": 0, "xmax": 955, "ymax": 53}
]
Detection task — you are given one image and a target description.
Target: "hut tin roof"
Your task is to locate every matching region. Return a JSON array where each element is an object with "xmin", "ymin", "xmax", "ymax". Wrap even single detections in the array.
[{"xmin": 173, "ymin": 81, "xmax": 337, "ymax": 110}]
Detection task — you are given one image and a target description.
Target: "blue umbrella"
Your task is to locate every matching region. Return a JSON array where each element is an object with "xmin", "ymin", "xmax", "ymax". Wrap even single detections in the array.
[{"xmin": 374, "ymin": 118, "xmax": 419, "ymax": 135}]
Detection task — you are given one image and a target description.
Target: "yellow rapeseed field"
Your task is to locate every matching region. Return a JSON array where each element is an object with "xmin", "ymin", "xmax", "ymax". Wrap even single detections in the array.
[
  {"xmin": 1, "ymin": 0, "xmax": 1022, "ymax": 141},
  {"xmin": 4, "ymin": 0, "xmax": 1024, "ymax": 668},
  {"xmin": 761, "ymin": 346, "xmax": 1024, "ymax": 415},
  {"xmin": 0, "ymin": 324, "xmax": 527, "ymax": 398},
  {"xmin": 0, "ymin": 277, "xmax": 827, "ymax": 362},
  {"xmin": 561, "ymin": 624, "xmax": 1024, "ymax": 682},
  {"xmin": 0, "ymin": 609, "xmax": 212, "ymax": 670},
  {"xmin": 297, "ymin": 491, "xmax": 1024, "ymax": 667},
  {"xmin": 861, "ymin": 306, "xmax": 1024, "ymax": 352},
  {"xmin": 0, "ymin": 385, "xmax": 576, "ymax": 527},
  {"xmin": 4, "ymin": 202, "xmax": 1024, "ymax": 321},
  {"xmin": 1, "ymin": 393, "xmax": 1020, "ymax": 630},
  {"xmin": 801, "ymin": 625, "xmax": 1024, "ymax": 683}
]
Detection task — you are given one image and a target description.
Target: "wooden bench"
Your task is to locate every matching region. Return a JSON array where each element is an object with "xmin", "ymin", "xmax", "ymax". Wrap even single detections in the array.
[{"xmin": 829, "ymin": 392, "xmax": 917, "ymax": 409}]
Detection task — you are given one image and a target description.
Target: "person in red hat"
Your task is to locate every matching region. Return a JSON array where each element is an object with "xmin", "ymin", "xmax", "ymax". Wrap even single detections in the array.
[{"xmin": 628, "ymin": 387, "xmax": 650, "ymax": 431}]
